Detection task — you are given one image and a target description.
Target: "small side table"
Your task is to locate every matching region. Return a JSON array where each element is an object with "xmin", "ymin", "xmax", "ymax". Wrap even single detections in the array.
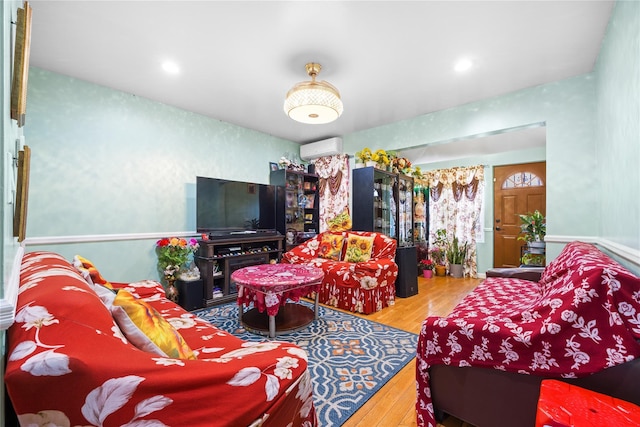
[{"xmin": 231, "ymin": 264, "xmax": 324, "ymax": 338}]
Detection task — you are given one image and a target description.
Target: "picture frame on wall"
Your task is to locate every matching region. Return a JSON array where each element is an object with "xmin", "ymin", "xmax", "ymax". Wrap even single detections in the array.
[
  {"xmin": 14, "ymin": 146, "xmax": 31, "ymax": 242},
  {"xmin": 11, "ymin": 1, "xmax": 33, "ymax": 127},
  {"xmin": 269, "ymin": 162, "xmax": 279, "ymax": 172}
]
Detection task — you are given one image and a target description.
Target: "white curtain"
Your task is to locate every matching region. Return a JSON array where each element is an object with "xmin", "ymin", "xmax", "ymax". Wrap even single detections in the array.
[{"xmin": 424, "ymin": 165, "xmax": 485, "ymax": 277}]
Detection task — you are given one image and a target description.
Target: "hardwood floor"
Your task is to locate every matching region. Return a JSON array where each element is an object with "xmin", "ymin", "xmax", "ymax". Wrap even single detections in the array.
[{"xmin": 334, "ymin": 275, "xmax": 482, "ymax": 427}]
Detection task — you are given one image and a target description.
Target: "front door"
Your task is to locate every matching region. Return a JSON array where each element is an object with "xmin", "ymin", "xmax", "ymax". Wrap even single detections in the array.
[{"xmin": 493, "ymin": 162, "xmax": 546, "ymax": 268}]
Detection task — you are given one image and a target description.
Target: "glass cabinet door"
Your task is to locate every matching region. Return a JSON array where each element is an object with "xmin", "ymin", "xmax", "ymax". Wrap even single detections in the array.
[
  {"xmin": 373, "ymin": 171, "xmax": 397, "ymax": 237},
  {"xmin": 413, "ymin": 183, "xmax": 429, "ymax": 243},
  {"xmin": 398, "ymin": 174, "xmax": 414, "ymax": 247},
  {"xmin": 285, "ymin": 173, "xmax": 305, "ymax": 232}
]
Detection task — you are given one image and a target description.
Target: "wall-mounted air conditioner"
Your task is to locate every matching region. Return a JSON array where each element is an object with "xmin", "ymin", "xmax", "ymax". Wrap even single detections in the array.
[{"xmin": 299, "ymin": 137, "xmax": 343, "ymax": 161}]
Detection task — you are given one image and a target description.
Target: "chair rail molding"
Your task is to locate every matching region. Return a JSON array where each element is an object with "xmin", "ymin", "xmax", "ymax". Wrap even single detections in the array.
[{"xmin": 545, "ymin": 235, "xmax": 640, "ymax": 268}]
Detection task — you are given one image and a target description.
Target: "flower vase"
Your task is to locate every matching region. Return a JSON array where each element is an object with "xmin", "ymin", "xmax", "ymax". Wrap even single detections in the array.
[
  {"xmin": 435, "ymin": 265, "xmax": 447, "ymax": 276},
  {"xmin": 423, "ymin": 270, "xmax": 433, "ymax": 279},
  {"xmin": 365, "ymin": 161, "xmax": 377, "ymax": 168},
  {"xmin": 165, "ymin": 277, "xmax": 179, "ymax": 303}
]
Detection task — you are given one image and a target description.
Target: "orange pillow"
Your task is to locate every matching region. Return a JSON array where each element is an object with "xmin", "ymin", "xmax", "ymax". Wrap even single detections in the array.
[
  {"xmin": 112, "ymin": 290, "xmax": 196, "ymax": 360},
  {"xmin": 343, "ymin": 233, "xmax": 375, "ymax": 262},
  {"xmin": 318, "ymin": 233, "xmax": 345, "ymax": 261},
  {"xmin": 72, "ymin": 255, "xmax": 113, "ymax": 289}
]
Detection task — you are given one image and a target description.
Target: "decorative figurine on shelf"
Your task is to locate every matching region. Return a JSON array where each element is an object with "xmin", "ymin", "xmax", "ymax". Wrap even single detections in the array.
[{"xmin": 155, "ymin": 237, "xmax": 200, "ymax": 302}]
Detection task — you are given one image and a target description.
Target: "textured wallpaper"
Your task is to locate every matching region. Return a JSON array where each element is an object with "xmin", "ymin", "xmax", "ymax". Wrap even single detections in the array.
[{"xmin": 595, "ymin": 0, "xmax": 640, "ymax": 250}]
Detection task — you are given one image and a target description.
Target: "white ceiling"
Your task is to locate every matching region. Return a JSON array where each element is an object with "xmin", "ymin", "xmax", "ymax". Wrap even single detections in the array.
[{"xmin": 27, "ymin": 0, "xmax": 613, "ymax": 155}]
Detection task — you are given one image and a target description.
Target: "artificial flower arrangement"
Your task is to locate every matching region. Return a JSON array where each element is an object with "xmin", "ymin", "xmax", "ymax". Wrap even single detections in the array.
[
  {"xmin": 391, "ymin": 156, "xmax": 412, "ymax": 174},
  {"xmin": 355, "ymin": 148, "xmax": 424, "ymax": 177},
  {"xmin": 412, "ymin": 166, "xmax": 423, "ymax": 179},
  {"xmin": 371, "ymin": 149, "xmax": 391, "ymax": 167},
  {"xmin": 355, "ymin": 148, "xmax": 373, "ymax": 163},
  {"xmin": 156, "ymin": 237, "xmax": 200, "ymax": 283}
]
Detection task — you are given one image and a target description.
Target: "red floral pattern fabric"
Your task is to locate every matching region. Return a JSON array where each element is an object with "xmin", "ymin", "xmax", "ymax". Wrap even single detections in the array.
[
  {"xmin": 281, "ymin": 231, "xmax": 398, "ymax": 314},
  {"xmin": 5, "ymin": 251, "xmax": 316, "ymax": 427},
  {"xmin": 416, "ymin": 241, "xmax": 640, "ymax": 427},
  {"xmin": 234, "ymin": 264, "xmax": 324, "ymax": 316}
]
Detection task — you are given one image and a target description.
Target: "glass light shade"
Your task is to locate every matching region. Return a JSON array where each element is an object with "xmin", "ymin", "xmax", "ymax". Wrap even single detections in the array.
[{"xmin": 284, "ymin": 80, "xmax": 344, "ymax": 124}]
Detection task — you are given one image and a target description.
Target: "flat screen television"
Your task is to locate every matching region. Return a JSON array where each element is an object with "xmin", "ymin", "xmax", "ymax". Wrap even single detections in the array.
[{"xmin": 196, "ymin": 176, "xmax": 278, "ymax": 236}]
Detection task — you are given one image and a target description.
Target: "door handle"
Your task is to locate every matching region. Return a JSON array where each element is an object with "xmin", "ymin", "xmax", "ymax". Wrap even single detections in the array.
[{"xmin": 495, "ymin": 227, "xmax": 502, "ymax": 231}]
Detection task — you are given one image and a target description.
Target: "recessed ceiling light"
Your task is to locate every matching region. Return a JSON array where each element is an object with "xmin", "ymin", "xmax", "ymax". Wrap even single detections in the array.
[
  {"xmin": 454, "ymin": 58, "xmax": 473, "ymax": 73},
  {"xmin": 162, "ymin": 61, "xmax": 180, "ymax": 74}
]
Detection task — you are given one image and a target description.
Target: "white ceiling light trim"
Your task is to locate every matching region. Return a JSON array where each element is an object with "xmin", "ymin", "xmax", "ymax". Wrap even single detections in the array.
[{"xmin": 284, "ymin": 63, "xmax": 343, "ymax": 124}]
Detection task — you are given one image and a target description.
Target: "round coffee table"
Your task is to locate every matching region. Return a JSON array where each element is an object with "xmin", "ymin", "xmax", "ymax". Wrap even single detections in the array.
[{"xmin": 231, "ymin": 263, "xmax": 324, "ymax": 338}]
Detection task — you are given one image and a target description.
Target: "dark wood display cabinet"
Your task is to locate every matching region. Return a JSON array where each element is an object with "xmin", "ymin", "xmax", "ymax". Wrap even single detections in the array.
[
  {"xmin": 352, "ymin": 166, "xmax": 418, "ymax": 297},
  {"xmin": 270, "ymin": 169, "xmax": 320, "ymax": 251},
  {"xmin": 195, "ymin": 235, "xmax": 284, "ymax": 306}
]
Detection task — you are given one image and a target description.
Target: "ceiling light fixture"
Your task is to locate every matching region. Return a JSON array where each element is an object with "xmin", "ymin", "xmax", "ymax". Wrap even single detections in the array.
[
  {"xmin": 162, "ymin": 61, "xmax": 180, "ymax": 74},
  {"xmin": 284, "ymin": 63, "xmax": 343, "ymax": 124},
  {"xmin": 454, "ymin": 58, "xmax": 473, "ymax": 73}
]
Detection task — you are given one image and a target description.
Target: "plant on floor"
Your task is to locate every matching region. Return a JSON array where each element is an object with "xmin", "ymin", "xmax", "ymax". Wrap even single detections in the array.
[
  {"xmin": 446, "ymin": 236, "xmax": 468, "ymax": 265},
  {"xmin": 418, "ymin": 258, "xmax": 434, "ymax": 273},
  {"xmin": 429, "ymin": 247, "xmax": 446, "ymax": 266},
  {"xmin": 429, "ymin": 229, "xmax": 446, "ymax": 264}
]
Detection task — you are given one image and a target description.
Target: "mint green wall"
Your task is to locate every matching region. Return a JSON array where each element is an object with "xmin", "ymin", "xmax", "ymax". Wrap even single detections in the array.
[
  {"xmin": 595, "ymin": 0, "xmax": 639, "ymax": 250},
  {"xmin": 343, "ymin": 74, "xmax": 597, "ymax": 268},
  {"xmin": 23, "ymin": 68, "xmax": 299, "ymax": 281}
]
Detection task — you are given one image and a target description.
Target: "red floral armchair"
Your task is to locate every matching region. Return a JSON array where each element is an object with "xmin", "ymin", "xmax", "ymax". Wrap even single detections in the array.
[{"xmin": 281, "ymin": 231, "xmax": 398, "ymax": 314}]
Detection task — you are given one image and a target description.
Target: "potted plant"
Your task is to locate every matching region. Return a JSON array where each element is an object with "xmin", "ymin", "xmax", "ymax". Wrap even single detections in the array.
[
  {"xmin": 431, "ymin": 229, "xmax": 449, "ymax": 276},
  {"xmin": 521, "ymin": 252, "xmax": 545, "ymax": 266},
  {"xmin": 518, "ymin": 210, "xmax": 546, "ymax": 254},
  {"xmin": 446, "ymin": 236, "xmax": 468, "ymax": 278},
  {"xmin": 418, "ymin": 258, "xmax": 434, "ymax": 278}
]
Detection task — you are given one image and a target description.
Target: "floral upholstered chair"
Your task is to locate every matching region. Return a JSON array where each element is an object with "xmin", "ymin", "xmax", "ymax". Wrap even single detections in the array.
[{"xmin": 281, "ymin": 231, "xmax": 398, "ymax": 314}]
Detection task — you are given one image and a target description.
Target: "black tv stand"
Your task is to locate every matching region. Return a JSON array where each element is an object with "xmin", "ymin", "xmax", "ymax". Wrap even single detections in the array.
[
  {"xmin": 206, "ymin": 230, "xmax": 280, "ymax": 240},
  {"xmin": 195, "ymin": 234, "xmax": 285, "ymax": 306}
]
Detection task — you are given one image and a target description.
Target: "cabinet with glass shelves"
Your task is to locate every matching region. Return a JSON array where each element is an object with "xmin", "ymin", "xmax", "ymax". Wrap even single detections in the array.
[
  {"xmin": 353, "ymin": 166, "xmax": 417, "ymax": 297},
  {"xmin": 270, "ymin": 169, "xmax": 320, "ymax": 250}
]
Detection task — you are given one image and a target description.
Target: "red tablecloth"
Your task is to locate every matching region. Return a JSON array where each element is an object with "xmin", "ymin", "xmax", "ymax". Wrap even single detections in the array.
[{"xmin": 232, "ymin": 264, "xmax": 324, "ymax": 316}]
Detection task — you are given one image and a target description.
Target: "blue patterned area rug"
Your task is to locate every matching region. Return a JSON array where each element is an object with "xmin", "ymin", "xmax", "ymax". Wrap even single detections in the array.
[{"xmin": 193, "ymin": 300, "xmax": 418, "ymax": 427}]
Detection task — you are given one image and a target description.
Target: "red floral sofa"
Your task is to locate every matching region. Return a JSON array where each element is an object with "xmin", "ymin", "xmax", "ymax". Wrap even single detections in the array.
[
  {"xmin": 416, "ymin": 241, "xmax": 640, "ymax": 427},
  {"xmin": 5, "ymin": 251, "xmax": 316, "ymax": 427},
  {"xmin": 281, "ymin": 231, "xmax": 398, "ymax": 314}
]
